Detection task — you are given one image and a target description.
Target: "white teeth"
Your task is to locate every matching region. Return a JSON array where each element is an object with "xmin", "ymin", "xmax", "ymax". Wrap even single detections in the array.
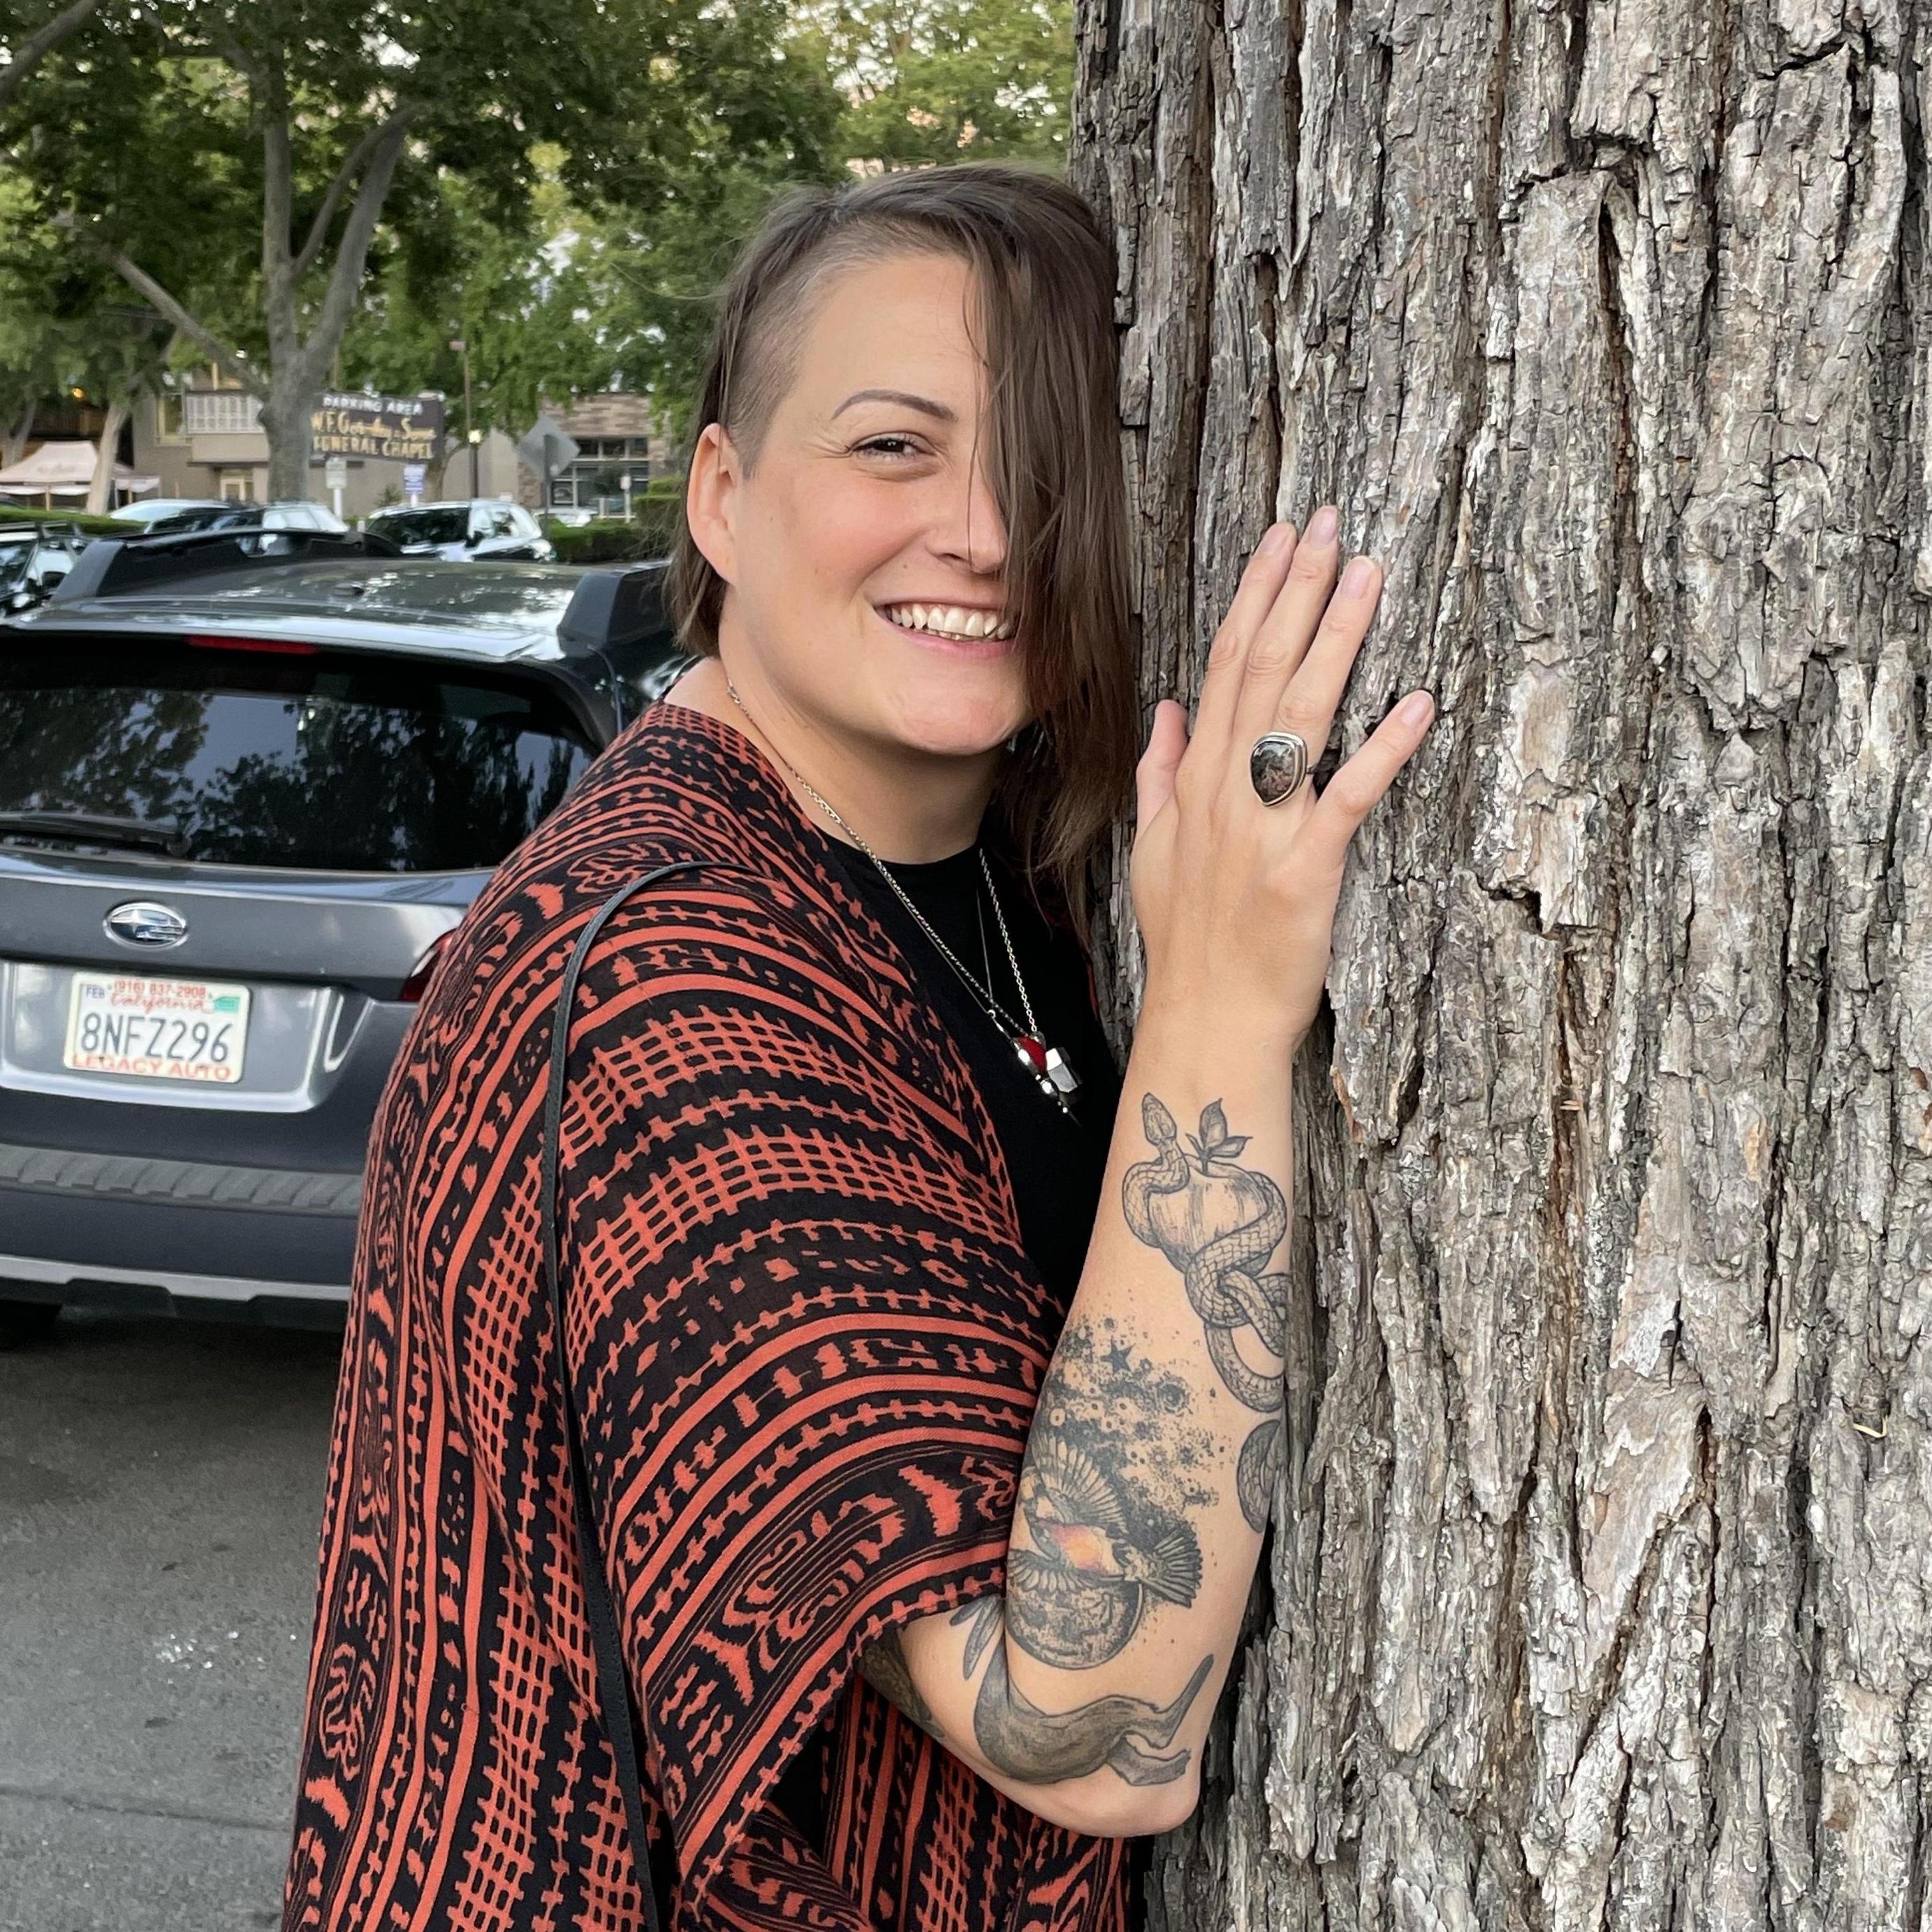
[{"xmin": 881, "ymin": 602, "xmax": 1016, "ymax": 642}]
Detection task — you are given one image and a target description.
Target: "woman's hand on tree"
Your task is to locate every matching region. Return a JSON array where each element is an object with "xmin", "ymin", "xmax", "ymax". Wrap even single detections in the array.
[{"xmin": 1130, "ymin": 506, "xmax": 1435, "ymax": 1044}]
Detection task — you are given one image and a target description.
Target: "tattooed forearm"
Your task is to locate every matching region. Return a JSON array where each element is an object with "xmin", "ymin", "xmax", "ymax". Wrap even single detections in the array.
[
  {"xmin": 950, "ymin": 1597, "xmax": 1213, "ymax": 1787},
  {"xmin": 858, "ymin": 1626, "xmax": 944, "ymax": 1740},
  {"xmin": 1005, "ymin": 1319, "xmax": 1208, "ymax": 1671},
  {"xmin": 1122, "ymin": 1095, "xmax": 1288, "ymax": 1531}
]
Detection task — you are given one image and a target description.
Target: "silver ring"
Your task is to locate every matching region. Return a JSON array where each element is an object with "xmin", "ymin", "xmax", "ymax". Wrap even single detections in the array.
[{"xmin": 1250, "ymin": 731, "xmax": 1310, "ymax": 806}]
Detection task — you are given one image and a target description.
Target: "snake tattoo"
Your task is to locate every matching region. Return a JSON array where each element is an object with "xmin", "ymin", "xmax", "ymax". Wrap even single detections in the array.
[{"xmin": 1122, "ymin": 1095, "xmax": 1288, "ymax": 1530}]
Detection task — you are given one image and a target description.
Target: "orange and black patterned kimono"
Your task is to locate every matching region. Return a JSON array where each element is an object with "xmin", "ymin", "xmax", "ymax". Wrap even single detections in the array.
[{"xmin": 282, "ymin": 701, "xmax": 1132, "ymax": 1931}]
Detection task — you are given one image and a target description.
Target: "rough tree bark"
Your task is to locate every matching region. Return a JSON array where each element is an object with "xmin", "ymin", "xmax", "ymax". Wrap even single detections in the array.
[{"xmin": 1074, "ymin": 3, "xmax": 1930, "ymax": 1926}]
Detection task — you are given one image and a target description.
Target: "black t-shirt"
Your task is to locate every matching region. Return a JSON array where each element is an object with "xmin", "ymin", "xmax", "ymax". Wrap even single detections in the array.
[{"xmin": 817, "ymin": 831, "xmax": 1123, "ymax": 1303}]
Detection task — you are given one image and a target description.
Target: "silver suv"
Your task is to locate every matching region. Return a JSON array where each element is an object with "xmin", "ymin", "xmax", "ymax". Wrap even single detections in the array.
[{"xmin": 0, "ymin": 528, "xmax": 684, "ymax": 1342}]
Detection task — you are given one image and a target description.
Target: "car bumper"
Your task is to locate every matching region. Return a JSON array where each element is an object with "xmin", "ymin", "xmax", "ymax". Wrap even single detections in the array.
[{"xmin": 0, "ymin": 1138, "xmax": 358, "ymax": 1326}]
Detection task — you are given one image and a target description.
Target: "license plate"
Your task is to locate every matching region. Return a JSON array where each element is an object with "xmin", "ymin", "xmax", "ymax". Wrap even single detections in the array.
[{"xmin": 63, "ymin": 972, "xmax": 251, "ymax": 1084}]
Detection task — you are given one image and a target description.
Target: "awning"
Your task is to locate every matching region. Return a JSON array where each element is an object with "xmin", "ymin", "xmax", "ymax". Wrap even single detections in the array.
[{"xmin": 0, "ymin": 441, "xmax": 159, "ymax": 499}]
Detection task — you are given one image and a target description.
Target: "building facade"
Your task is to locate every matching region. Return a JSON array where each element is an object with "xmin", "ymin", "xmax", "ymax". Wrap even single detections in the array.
[{"xmin": 129, "ymin": 380, "xmax": 671, "ymax": 520}]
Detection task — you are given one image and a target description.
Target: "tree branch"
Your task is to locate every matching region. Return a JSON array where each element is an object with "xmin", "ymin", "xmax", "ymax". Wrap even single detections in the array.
[
  {"xmin": 51, "ymin": 214, "xmax": 267, "ymax": 397},
  {"xmin": 295, "ymin": 108, "xmax": 414, "ymax": 390},
  {"xmin": 292, "ymin": 110, "xmax": 411, "ymax": 285},
  {"xmin": 0, "ymin": 0, "xmax": 103, "ymax": 114}
]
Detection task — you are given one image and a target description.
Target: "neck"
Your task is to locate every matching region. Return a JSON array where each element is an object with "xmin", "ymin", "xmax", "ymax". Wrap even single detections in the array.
[{"xmin": 664, "ymin": 653, "xmax": 1000, "ymax": 864}]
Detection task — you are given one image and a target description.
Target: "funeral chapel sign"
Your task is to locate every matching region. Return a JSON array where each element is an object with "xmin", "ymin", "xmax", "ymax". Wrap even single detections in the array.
[{"xmin": 310, "ymin": 393, "xmax": 444, "ymax": 463}]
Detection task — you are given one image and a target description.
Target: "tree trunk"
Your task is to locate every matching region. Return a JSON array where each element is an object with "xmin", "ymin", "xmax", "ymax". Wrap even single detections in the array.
[
  {"xmin": 261, "ymin": 386, "xmax": 314, "ymax": 504},
  {"xmin": 3, "ymin": 401, "xmax": 35, "ymax": 469},
  {"xmin": 1074, "ymin": 6, "xmax": 1929, "ymax": 1928},
  {"xmin": 85, "ymin": 393, "xmax": 128, "ymax": 513}
]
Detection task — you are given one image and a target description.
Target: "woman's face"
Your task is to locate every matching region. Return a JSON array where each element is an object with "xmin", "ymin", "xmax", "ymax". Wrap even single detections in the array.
[{"xmin": 687, "ymin": 251, "xmax": 1029, "ymax": 761}]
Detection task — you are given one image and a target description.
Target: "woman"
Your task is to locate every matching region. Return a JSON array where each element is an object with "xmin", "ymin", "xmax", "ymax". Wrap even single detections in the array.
[{"xmin": 283, "ymin": 163, "xmax": 1433, "ymax": 1931}]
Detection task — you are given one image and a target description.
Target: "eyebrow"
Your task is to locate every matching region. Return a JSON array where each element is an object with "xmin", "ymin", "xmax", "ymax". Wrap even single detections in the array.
[{"xmin": 830, "ymin": 388, "xmax": 958, "ymax": 423}]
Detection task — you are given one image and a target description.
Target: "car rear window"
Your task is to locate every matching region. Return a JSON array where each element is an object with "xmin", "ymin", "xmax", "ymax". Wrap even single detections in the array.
[
  {"xmin": 0, "ymin": 636, "xmax": 596, "ymax": 872},
  {"xmin": 368, "ymin": 508, "xmax": 468, "ymax": 546}
]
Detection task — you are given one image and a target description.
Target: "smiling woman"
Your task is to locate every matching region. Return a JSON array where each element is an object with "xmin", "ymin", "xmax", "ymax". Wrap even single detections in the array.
[{"xmin": 283, "ymin": 161, "xmax": 1433, "ymax": 1932}]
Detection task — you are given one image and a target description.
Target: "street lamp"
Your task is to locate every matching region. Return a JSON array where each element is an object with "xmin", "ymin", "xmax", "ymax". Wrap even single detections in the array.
[
  {"xmin": 449, "ymin": 335, "xmax": 476, "ymax": 495},
  {"xmin": 467, "ymin": 427, "xmax": 483, "ymax": 497}
]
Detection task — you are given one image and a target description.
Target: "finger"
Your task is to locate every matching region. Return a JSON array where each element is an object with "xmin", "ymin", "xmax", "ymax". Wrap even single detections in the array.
[
  {"xmin": 1231, "ymin": 505, "xmax": 1342, "ymax": 753},
  {"xmin": 1299, "ymin": 689, "xmax": 1435, "ymax": 869},
  {"xmin": 1271, "ymin": 553, "xmax": 1384, "ymax": 753},
  {"xmin": 1136, "ymin": 698, "xmax": 1189, "ymax": 835},
  {"xmin": 1190, "ymin": 522, "xmax": 1300, "ymax": 760}
]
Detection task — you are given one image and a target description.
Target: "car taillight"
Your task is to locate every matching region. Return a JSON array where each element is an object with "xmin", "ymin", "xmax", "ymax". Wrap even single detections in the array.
[
  {"xmin": 186, "ymin": 634, "xmax": 319, "ymax": 655},
  {"xmin": 399, "ymin": 933, "xmax": 454, "ymax": 1003}
]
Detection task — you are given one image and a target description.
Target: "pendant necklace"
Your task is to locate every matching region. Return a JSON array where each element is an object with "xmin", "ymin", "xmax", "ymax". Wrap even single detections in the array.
[{"xmin": 724, "ymin": 680, "xmax": 1081, "ymax": 1117}]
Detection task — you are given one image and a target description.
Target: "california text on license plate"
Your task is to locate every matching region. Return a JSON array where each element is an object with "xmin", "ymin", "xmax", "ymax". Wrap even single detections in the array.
[{"xmin": 63, "ymin": 972, "xmax": 251, "ymax": 1084}]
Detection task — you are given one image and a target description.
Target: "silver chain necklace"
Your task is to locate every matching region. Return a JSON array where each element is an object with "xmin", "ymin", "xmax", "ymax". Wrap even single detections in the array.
[{"xmin": 724, "ymin": 680, "xmax": 1080, "ymax": 1115}]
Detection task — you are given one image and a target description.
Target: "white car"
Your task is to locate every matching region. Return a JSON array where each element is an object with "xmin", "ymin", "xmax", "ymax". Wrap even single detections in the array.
[
  {"xmin": 124, "ymin": 502, "xmax": 351, "ymax": 538},
  {"xmin": 364, "ymin": 500, "xmax": 554, "ymax": 562},
  {"xmin": 108, "ymin": 499, "xmax": 230, "ymax": 529}
]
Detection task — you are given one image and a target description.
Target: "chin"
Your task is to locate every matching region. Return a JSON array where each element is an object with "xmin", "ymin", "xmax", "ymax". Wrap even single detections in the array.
[{"xmin": 881, "ymin": 682, "xmax": 1025, "ymax": 759}]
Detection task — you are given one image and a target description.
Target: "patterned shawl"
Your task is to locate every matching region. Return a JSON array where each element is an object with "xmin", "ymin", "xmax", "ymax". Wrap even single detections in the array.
[{"xmin": 282, "ymin": 701, "xmax": 1129, "ymax": 1932}]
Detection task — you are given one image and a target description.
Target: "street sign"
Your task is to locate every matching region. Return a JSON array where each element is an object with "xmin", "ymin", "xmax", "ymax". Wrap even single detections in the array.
[
  {"xmin": 323, "ymin": 456, "xmax": 349, "ymax": 491},
  {"xmin": 402, "ymin": 462, "xmax": 426, "ymax": 504},
  {"xmin": 516, "ymin": 414, "xmax": 580, "ymax": 499}
]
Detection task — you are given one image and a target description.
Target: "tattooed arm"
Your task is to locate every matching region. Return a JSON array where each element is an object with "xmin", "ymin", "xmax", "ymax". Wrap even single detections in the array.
[{"xmin": 854, "ymin": 996, "xmax": 1298, "ymax": 1838}]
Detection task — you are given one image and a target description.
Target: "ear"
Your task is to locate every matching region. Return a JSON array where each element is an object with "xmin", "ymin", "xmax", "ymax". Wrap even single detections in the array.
[{"xmin": 685, "ymin": 422, "xmax": 740, "ymax": 585}]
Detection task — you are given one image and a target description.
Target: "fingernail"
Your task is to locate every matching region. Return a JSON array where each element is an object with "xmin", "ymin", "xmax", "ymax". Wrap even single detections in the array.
[
  {"xmin": 1308, "ymin": 504, "xmax": 1338, "ymax": 544},
  {"xmin": 1398, "ymin": 690, "xmax": 1434, "ymax": 728},
  {"xmin": 1259, "ymin": 522, "xmax": 1291, "ymax": 555},
  {"xmin": 1342, "ymin": 555, "xmax": 1375, "ymax": 597}
]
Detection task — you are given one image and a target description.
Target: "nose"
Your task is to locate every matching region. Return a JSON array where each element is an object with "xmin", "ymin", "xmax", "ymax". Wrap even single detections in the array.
[{"xmin": 932, "ymin": 446, "xmax": 1009, "ymax": 583}]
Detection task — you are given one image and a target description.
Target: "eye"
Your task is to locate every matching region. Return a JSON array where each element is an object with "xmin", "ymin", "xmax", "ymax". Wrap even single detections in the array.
[{"xmin": 854, "ymin": 435, "xmax": 925, "ymax": 460}]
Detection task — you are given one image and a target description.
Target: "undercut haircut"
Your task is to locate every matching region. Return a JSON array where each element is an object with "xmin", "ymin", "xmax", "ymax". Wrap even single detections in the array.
[{"xmin": 666, "ymin": 162, "xmax": 1138, "ymax": 946}]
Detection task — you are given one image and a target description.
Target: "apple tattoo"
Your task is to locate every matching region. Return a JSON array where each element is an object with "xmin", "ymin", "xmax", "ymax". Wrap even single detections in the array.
[{"xmin": 1122, "ymin": 1095, "xmax": 1287, "ymax": 1530}]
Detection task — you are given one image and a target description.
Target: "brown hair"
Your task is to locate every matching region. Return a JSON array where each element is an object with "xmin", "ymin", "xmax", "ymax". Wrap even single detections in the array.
[{"xmin": 666, "ymin": 162, "xmax": 1137, "ymax": 946}]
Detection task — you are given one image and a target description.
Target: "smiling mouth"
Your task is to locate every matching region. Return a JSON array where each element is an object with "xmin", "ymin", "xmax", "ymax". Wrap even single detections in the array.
[{"xmin": 877, "ymin": 601, "xmax": 1016, "ymax": 643}]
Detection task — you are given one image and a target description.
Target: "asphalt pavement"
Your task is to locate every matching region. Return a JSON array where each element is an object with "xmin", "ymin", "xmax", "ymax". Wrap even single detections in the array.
[{"xmin": 0, "ymin": 1308, "xmax": 343, "ymax": 1932}]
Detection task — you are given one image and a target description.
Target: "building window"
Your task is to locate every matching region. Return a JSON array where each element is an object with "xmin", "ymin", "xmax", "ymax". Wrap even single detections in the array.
[
  {"xmin": 184, "ymin": 391, "xmax": 264, "ymax": 434},
  {"xmin": 218, "ymin": 470, "xmax": 253, "ymax": 501},
  {"xmin": 155, "ymin": 394, "xmax": 186, "ymax": 442}
]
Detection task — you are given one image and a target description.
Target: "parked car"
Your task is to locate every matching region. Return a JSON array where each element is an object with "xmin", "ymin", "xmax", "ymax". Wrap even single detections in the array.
[
  {"xmin": 0, "ymin": 529, "xmax": 687, "ymax": 1341},
  {"xmin": 108, "ymin": 498, "xmax": 231, "ymax": 530},
  {"xmin": 545, "ymin": 506, "xmax": 599, "ymax": 529},
  {"xmin": 144, "ymin": 500, "xmax": 349, "ymax": 536},
  {"xmin": 0, "ymin": 523, "xmax": 92, "ymax": 613},
  {"xmin": 365, "ymin": 499, "xmax": 554, "ymax": 562}
]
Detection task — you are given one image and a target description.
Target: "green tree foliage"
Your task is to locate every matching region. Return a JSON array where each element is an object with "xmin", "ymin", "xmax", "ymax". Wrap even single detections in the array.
[
  {"xmin": 797, "ymin": 0, "xmax": 1074, "ymax": 169},
  {"xmin": 0, "ymin": 0, "xmax": 104, "ymax": 115},
  {"xmin": 5, "ymin": 0, "xmax": 835, "ymax": 495}
]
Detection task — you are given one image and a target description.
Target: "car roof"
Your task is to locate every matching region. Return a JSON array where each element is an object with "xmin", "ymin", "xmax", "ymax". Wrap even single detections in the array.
[
  {"xmin": 368, "ymin": 499, "xmax": 527, "ymax": 514},
  {"xmin": 15, "ymin": 558, "xmax": 610, "ymax": 663}
]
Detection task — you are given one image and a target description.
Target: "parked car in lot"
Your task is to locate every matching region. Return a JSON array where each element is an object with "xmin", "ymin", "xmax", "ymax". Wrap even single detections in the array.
[
  {"xmin": 0, "ymin": 522, "xmax": 93, "ymax": 613},
  {"xmin": 142, "ymin": 499, "xmax": 350, "ymax": 536},
  {"xmin": 0, "ymin": 525, "xmax": 687, "ymax": 1341},
  {"xmin": 364, "ymin": 499, "xmax": 554, "ymax": 562},
  {"xmin": 107, "ymin": 497, "xmax": 232, "ymax": 530}
]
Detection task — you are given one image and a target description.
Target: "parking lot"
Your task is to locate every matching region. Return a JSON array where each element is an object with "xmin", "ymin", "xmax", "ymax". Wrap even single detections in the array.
[{"xmin": 0, "ymin": 1310, "xmax": 342, "ymax": 1932}]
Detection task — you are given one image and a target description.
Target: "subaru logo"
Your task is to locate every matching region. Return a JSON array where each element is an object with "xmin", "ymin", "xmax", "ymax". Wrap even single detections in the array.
[{"xmin": 104, "ymin": 900, "xmax": 189, "ymax": 949}]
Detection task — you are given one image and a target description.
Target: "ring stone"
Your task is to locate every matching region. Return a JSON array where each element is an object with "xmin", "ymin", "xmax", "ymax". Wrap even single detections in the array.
[{"xmin": 1250, "ymin": 731, "xmax": 1310, "ymax": 806}]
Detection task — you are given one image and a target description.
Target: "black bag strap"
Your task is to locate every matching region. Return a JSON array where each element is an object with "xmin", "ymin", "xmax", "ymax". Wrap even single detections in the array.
[{"xmin": 539, "ymin": 856, "xmax": 740, "ymax": 1932}]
